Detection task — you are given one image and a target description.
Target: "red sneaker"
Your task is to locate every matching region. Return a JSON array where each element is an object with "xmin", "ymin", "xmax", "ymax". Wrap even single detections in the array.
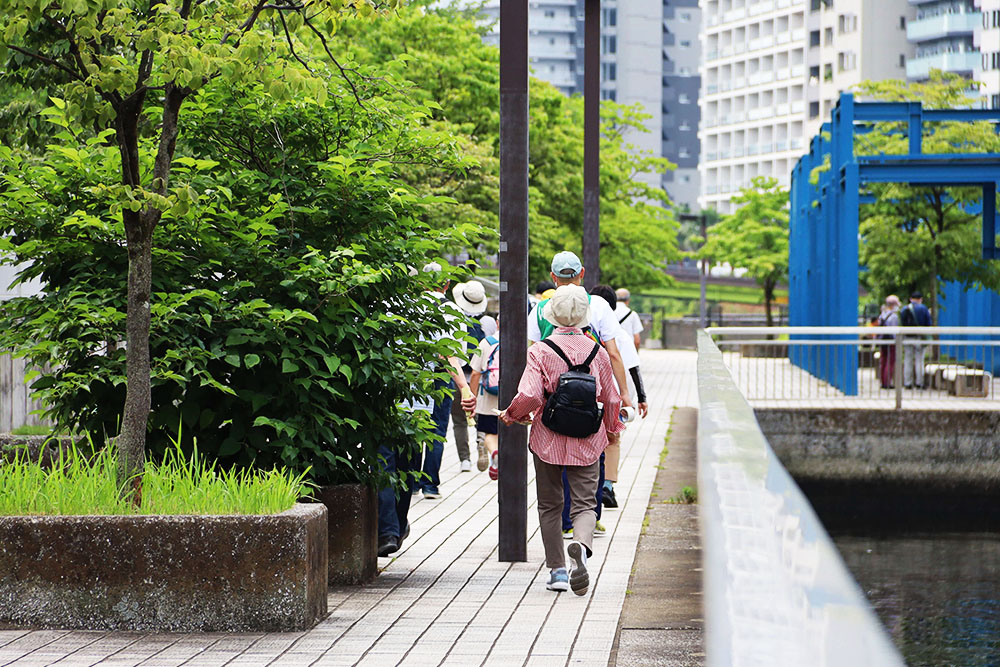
[{"xmin": 488, "ymin": 451, "xmax": 499, "ymax": 481}]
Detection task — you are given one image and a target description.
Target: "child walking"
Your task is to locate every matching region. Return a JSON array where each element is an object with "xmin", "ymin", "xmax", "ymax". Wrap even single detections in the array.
[
  {"xmin": 500, "ymin": 285, "xmax": 624, "ymax": 595},
  {"xmin": 469, "ymin": 320, "xmax": 501, "ymax": 480}
]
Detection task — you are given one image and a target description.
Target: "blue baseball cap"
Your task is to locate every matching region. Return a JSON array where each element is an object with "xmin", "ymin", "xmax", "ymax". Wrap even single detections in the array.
[{"xmin": 550, "ymin": 251, "xmax": 583, "ymax": 279}]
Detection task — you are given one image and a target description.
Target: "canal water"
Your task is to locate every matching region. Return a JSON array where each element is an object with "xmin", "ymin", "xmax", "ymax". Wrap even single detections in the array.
[
  {"xmin": 832, "ymin": 531, "xmax": 1000, "ymax": 666},
  {"xmin": 807, "ymin": 491, "xmax": 1000, "ymax": 666}
]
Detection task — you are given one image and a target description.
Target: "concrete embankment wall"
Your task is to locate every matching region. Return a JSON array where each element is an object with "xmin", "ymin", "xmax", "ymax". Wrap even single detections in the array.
[{"xmin": 756, "ymin": 409, "xmax": 1000, "ymax": 523}]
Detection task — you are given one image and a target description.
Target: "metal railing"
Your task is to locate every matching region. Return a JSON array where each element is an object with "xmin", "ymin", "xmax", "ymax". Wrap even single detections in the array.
[
  {"xmin": 706, "ymin": 326, "xmax": 1000, "ymax": 409},
  {"xmin": 697, "ymin": 331, "xmax": 903, "ymax": 666}
]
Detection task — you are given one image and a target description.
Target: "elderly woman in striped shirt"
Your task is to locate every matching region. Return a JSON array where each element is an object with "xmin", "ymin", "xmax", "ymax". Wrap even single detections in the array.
[{"xmin": 500, "ymin": 285, "xmax": 625, "ymax": 596}]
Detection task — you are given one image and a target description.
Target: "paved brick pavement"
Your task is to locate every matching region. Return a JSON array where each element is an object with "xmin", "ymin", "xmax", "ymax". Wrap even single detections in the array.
[{"xmin": 0, "ymin": 350, "xmax": 698, "ymax": 667}]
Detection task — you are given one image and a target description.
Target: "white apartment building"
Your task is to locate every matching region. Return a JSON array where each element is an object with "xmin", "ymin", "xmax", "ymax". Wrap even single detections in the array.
[
  {"xmin": 698, "ymin": 0, "xmax": 913, "ymax": 214},
  {"xmin": 976, "ymin": 0, "xmax": 1000, "ymax": 107},
  {"xmin": 481, "ymin": 0, "xmax": 580, "ymax": 95}
]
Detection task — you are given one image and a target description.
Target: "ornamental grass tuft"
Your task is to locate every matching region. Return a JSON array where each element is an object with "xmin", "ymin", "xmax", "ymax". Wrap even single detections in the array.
[{"xmin": 0, "ymin": 436, "xmax": 311, "ymax": 516}]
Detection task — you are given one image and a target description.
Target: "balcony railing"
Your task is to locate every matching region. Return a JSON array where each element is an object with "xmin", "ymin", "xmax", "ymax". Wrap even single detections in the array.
[
  {"xmin": 907, "ymin": 51, "xmax": 980, "ymax": 79},
  {"xmin": 907, "ymin": 11, "xmax": 979, "ymax": 42}
]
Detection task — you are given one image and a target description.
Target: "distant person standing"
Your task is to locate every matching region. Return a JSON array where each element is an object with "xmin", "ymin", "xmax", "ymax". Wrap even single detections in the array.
[
  {"xmin": 614, "ymin": 288, "xmax": 643, "ymax": 351},
  {"xmin": 900, "ymin": 291, "xmax": 932, "ymax": 389},
  {"xmin": 878, "ymin": 295, "xmax": 901, "ymax": 389},
  {"xmin": 450, "ymin": 280, "xmax": 489, "ymax": 472}
]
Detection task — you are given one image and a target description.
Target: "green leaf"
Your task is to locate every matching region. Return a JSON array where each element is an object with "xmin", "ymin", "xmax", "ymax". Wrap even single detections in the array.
[
  {"xmin": 245, "ymin": 353, "xmax": 261, "ymax": 369},
  {"xmin": 282, "ymin": 359, "xmax": 300, "ymax": 374}
]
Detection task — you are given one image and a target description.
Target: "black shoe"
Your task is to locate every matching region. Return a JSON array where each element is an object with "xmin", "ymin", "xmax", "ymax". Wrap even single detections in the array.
[
  {"xmin": 377, "ymin": 534, "xmax": 399, "ymax": 557},
  {"xmin": 602, "ymin": 486, "xmax": 618, "ymax": 509},
  {"xmin": 398, "ymin": 523, "xmax": 410, "ymax": 549}
]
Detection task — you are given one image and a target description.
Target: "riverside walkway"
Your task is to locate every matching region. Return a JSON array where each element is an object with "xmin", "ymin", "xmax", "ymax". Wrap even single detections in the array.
[{"xmin": 0, "ymin": 350, "xmax": 699, "ymax": 667}]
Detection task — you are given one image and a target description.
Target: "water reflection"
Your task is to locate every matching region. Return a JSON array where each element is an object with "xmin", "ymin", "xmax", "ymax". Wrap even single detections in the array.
[{"xmin": 833, "ymin": 532, "xmax": 1000, "ymax": 667}]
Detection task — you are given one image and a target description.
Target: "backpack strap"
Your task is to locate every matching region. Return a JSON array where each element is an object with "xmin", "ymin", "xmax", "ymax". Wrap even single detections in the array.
[
  {"xmin": 541, "ymin": 338, "xmax": 601, "ymax": 372},
  {"xmin": 618, "ymin": 309, "xmax": 632, "ymax": 325},
  {"xmin": 541, "ymin": 338, "xmax": 573, "ymax": 369}
]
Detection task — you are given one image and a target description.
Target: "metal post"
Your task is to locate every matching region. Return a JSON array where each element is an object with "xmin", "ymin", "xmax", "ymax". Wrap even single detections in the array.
[
  {"xmin": 894, "ymin": 336, "xmax": 903, "ymax": 410},
  {"xmin": 699, "ymin": 214, "xmax": 708, "ymax": 328},
  {"xmin": 582, "ymin": 0, "xmax": 600, "ymax": 290},
  {"xmin": 497, "ymin": 0, "xmax": 528, "ymax": 562}
]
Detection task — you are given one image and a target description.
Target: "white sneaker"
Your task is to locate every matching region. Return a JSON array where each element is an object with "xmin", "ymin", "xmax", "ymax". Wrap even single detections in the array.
[{"xmin": 460, "ymin": 459, "xmax": 472, "ymax": 472}]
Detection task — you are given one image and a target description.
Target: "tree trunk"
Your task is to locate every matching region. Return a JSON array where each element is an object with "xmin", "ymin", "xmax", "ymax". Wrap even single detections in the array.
[
  {"xmin": 114, "ymin": 85, "xmax": 185, "ymax": 505},
  {"xmin": 118, "ymin": 219, "xmax": 154, "ymax": 503},
  {"xmin": 764, "ymin": 278, "xmax": 775, "ymax": 328}
]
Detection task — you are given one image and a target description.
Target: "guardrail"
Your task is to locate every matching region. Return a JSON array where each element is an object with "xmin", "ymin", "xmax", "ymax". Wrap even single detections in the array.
[
  {"xmin": 706, "ymin": 326, "xmax": 1000, "ymax": 408},
  {"xmin": 697, "ymin": 330, "xmax": 904, "ymax": 666}
]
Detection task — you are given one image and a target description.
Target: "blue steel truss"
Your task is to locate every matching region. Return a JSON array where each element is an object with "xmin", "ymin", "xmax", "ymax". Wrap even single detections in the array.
[{"xmin": 789, "ymin": 93, "xmax": 1000, "ymax": 394}]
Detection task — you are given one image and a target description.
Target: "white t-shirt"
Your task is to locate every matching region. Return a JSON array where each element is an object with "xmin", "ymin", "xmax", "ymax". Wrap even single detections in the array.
[
  {"xmin": 470, "ymin": 336, "xmax": 500, "ymax": 415},
  {"xmin": 615, "ymin": 302, "xmax": 643, "ymax": 337},
  {"xmin": 528, "ymin": 292, "xmax": 622, "ymax": 343}
]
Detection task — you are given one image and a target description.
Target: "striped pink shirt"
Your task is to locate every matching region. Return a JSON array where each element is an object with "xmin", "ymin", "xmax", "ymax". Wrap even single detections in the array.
[{"xmin": 506, "ymin": 328, "xmax": 625, "ymax": 466}]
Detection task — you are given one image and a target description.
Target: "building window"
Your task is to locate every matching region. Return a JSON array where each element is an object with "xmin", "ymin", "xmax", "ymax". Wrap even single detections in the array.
[
  {"xmin": 602, "ymin": 35, "xmax": 617, "ymax": 54},
  {"xmin": 838, "ymin": 14, "xmax": 857, "ymax": 33},
  {"xmin": 681, "ymin": 174, "xmax": 692, "ymax": 183},
  {"xmin": 601, "ymin": 62, "xmax": 617, "ymax": 81},
  {"xmin": 899, "ymin": 16, "xmax": 906, "ymax": 30},
  {"xmin": 679, "ymin": 11, "xmax": 692, "ymax": 22},
  {"xmin": 824, "ymin": 27, "xmax": 833, "ymax": 45},
  {"xmin": 810, "ymin": 30, "xmax": 821, "ymax": 47},
  {"xmin": 899, "ymin": 54, "xmax": 905, "ymax": 68},
  {"xmin": 809, "ymin": 101, "xmax": 820, "ymax": 118},
  {"xmin": 544, "ymin": 9, "xmax": 555, "ymax": 18},
  {"xmin": 992, "ymin": 94, "xmax": 1000, "ymax": 110},
  {"xmin": 678, "ymin": 93, "xmax": 691, "ymax": 104},
  {"xmin": 838, "ymin": 51, "xmax": 856, "ymax": 72},
  {"xmin": 602, "ymin": 8, "xmax": 616, "ymax": 27},
  {"xmin": 679, "ymin": 147, "xmax": 690, "ymax": 158},
  {"xmin": 680, "ymin": 39, "xmax": 692, "ymax": 47}
]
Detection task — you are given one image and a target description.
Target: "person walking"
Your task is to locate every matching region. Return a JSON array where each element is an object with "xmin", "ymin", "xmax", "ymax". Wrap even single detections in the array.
[
  {"xmin": 500, "ymin": 285, "xmax": 625, "ymax": 595},
  {"xmin": 450, "ymin": 280, "xmax": 489, "ymax": 472},
  {"xmin": 469, "ymin": 319, "xmax": 501, "ymax": 479},
  {"xmin": 377, "ymin": 268, "xmax": 475, "ymax": 556},
  {"xmin": 419, "ymin": 263, "xmax": 473, "ymax": 499},
  {"xmin": 878, "ymin": 295, "xmax": 901, "ymax": 389},
  {"xmin": 529, "ymin": 251, "xmax": 633, "ymax": 412},
  {"xmin": 900, "ymin": 291, "xmax": 932, "ymax": 389},
  {"xmin": 614, "ymin": 288, "xmax": 643, "ymax": 352}
]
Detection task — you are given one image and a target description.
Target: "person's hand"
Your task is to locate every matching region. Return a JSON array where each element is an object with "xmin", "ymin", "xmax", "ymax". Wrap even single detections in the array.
[
  {"xmin": 460, "ymin": 387, "xmax": 477, "ymax": 413},
  {"xmin": 496, "ymin": 408, "xmax": 531, "ymax": 426},
  {"xmin": 606, "ymin": 431, "xmax": 621, "ymax": 445},
  {"xmin": 638, "ymin": 402, "xmax": 648, "ymax": 419},
  {"xmin": 621, "ymin": 394, "xmax": 633, "ymax": 409}
]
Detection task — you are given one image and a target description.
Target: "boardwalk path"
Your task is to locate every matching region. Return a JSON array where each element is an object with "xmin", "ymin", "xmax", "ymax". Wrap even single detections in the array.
[{"xmin": 0, "ymin": 350, "xmax": 698, "ymax": 667}]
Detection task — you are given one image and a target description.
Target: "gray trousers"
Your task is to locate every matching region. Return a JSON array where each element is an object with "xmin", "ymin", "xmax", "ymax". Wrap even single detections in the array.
[
  {"xmin": 450, "ymin": 384, "xmax": 471, "ymax": 462},
  {"xmin": 903, "ymin": 342, "xmax": 927, "ymax": 388},
  {"xmin": 533, "ymin": 454, "xmax": 598, "ymax": 569}
]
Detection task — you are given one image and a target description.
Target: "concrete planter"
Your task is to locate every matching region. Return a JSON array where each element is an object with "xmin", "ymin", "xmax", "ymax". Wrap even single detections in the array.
[
  {"xmin": 312, "ymin": 484, "xmax": 377, "ymax": 586},
  {"xmin": 0, "ymin": 503, "xmax": 328, "ymax": 632},
  {"xmin": 0, "ymin": 434, "xmax": 76, "ymax": 467}
]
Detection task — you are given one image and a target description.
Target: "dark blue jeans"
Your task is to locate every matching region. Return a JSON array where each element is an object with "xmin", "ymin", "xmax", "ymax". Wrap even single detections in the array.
[
  {"xmin": 420, "ymin": 379, "xmax": 454, "ymax": 493},
  {"xmin": 377, "ymin": 442, "xmax": 420, "ymax": 539},
  {"xmin": 562, "ymin": 453, "xmax": 605, "ymax": 532}
]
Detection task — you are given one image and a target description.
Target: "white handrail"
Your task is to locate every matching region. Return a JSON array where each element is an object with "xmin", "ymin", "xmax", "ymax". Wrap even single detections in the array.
[{"xmin": 707, "ymin": 326, "xmax": 1000, "ymax": 336}]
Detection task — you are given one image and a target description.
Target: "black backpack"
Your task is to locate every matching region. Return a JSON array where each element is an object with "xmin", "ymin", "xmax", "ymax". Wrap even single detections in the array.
[
  {"xmin": 900, "ymin": 304, "xmax": 917, "ymax": 327},
  {"xmin": 540, "ymin": 338, "xmax": 604, "ymax": 438}
]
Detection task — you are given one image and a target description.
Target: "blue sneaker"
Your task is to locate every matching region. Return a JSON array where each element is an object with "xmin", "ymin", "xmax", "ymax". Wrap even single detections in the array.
[
  {"xmin": 422, "ymin": 487, "xmax": 441, "ymax": 499},
  {"xmin": 546, "ymin": 568, "xmax": 569, "ymax": 592}
]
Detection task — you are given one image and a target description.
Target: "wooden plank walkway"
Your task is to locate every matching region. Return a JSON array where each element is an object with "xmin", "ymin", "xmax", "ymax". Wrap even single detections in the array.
[{"xmin": 0, "ymin": 350, "xmax": 698, "ymax": 667}]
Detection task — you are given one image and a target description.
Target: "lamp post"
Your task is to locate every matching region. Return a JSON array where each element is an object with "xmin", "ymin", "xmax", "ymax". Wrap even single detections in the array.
[
  {"xmin": 678, "ymin": 212, "xmax": 709, "ymax": 328},
  {"xmin": 497, "ymin": 0, "xmax": 529, "ymax": 562},
  {"xmin": 582, "ymin": 0, "xmax": 600, "ymax": 290}
]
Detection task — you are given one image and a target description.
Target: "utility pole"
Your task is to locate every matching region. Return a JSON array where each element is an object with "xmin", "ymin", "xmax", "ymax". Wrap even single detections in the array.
[
  {"xmin": 497, "ymin": 0, "xmax": 529, "ymax": 562},
  {"xmin": 582, "ymin": 0, "xmax": 600, "ymax": 290}
]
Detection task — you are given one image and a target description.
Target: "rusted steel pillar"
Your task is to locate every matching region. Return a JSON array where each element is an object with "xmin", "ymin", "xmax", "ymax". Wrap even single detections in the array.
[{"xmin": 497, "ymin": 0, "xmax": 529, "ymax": 562}]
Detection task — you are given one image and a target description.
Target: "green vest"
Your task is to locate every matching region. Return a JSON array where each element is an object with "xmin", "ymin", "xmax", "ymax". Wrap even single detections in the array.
[{"xmin": 536, "ymin": 295, "xmax": 601, "ymax": 343}]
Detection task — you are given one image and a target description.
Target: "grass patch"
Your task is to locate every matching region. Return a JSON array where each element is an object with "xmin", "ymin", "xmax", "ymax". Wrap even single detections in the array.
[
  {"xmin": 10, "ymin": 424, "xmax": 54, "ymax": 436},
  {"xmin": 642, "ymin": 282, "xmax": 787, "ymax": 306},
  {"xmin": 666, "ymin": 485, "xmax": 698, "ymax": 505},
  {"xmin": 0, "ymin": 440, "xmax": 310, "ymax": 516}
]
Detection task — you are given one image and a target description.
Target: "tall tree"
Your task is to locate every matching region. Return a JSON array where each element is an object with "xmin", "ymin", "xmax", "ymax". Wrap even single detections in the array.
[
  {"xmin": 700, "ymin": 176, "xmax": 789, "ymax": 326},
  {"xmin": 854, "ymin": 72, "xmax": 1000, "ymax": 321},
  {"xmin": 0, "ymin": 0, "xmax": 392, "ymax": 500}
]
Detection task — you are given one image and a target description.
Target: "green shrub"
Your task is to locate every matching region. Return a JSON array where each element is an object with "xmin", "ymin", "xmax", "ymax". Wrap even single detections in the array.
[{"xmin": 0, "ymin": 73, "xmax": 482, "ymax": 490}]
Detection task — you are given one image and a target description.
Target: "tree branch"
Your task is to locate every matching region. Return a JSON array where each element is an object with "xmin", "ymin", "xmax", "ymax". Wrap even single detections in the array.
[
  {"xmin": 302, "ymin": 16, "xmax": 366, "ymax": 109},
  {"xmin": 278, "ymin": 11, "xmax": 312, "ymax": 72},
  {"xmin": 6, "ymin": 45, "xmax": 85, "ymax": 84}
]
